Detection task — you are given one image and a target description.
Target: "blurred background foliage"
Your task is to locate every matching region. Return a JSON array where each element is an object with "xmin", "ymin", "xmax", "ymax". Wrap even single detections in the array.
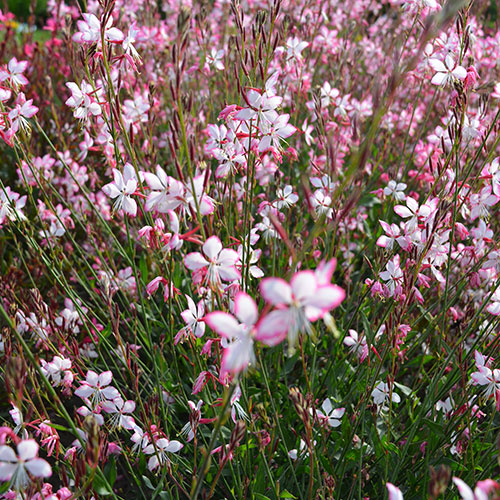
[{"xmin": 4, "ymin": 0, "xmax": 48, "ymax": 20}]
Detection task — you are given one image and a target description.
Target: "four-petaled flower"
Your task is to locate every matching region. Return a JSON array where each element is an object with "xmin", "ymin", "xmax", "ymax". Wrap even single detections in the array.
[
  {"xmin": 102, "ymin": 163, "xmax": 139, "ymax": 216},
  {"xmin": 257, "ymin": 266, "xmax": 345, "ymax": 349},
  {"xmin": 184, "ymin": 236, "xmax": 240, "ymax": 289},
  {"xmin": 0, "ymin": 440, "xmax": 52, "ymax": 491}
]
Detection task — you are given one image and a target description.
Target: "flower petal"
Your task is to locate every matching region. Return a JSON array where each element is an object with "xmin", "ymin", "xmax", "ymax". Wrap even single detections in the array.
[
  {"xmin": 204, "ymin": 312, "xmax": 240, "ymax": 338},
  {"xmin": 260, "ymin": 278, "xmax": 292, "ymax": 306}
]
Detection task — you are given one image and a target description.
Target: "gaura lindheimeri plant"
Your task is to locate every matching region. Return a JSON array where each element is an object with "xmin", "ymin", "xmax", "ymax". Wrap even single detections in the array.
[{"xmin": 2, "ymin": 0, "xmax": 500, "ymax": 498}]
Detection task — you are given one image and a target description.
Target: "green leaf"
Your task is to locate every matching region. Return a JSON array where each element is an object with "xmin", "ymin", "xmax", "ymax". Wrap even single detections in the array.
[
  {"xmin": 142, "ymin": 475, "xmax": 155, "ymax": 490},
  {"xmin": 93, "ymin": 474, "xmax": 113, "ymax": 496},
  {"xmin": 280, "ymin": 490, "xmax": 297, "ymax": 498},
  {"xmin": 104, "ymin": 458, "xmax": 117, "ymax": 486},
  {"xmin": 422, "ymin": 418, "xmax": 444, "ymax": 436}
]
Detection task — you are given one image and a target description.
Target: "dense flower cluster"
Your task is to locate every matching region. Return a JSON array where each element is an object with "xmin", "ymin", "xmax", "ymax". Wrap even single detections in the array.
[{"xmin": 1, "ymin": 0, "xmax": 500, "ymax": 498}]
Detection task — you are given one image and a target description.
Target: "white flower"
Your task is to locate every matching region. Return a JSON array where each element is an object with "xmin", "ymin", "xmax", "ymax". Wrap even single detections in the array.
[
  {"xmin": 0, "ymin": 440, "xmax": 51, "ymax": 491},
  {"xmin": 384, "ymin": 180, "xmax": 407, "ymax": 201},
  {"xmin": 372, "ymin": 382, "xmax": 401, "ymax": 406},
  {"xmin": 144, "ymin": 438, "xmax": 183, "ymax": 471},
  {"xmin": 102, "ymin": 163, "xmax": 139, "ymax": 216},
  {"xmin": 207, "ymin": 48, "xmax": 224, "ymax": 70},
  {"xmin": 314, "ymin": 398, "xmax": 345, "ymax": 427},
  {"xmin": 429, "ymin": 54, "xmax": 466, "ymax": 87}
]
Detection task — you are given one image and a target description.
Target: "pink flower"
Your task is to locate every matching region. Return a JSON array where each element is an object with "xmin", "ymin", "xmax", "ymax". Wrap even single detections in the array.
[
  {"xmin": 206, "ymin": 48, "xmax": 225, "ymax": 71},
  {"xmin": 0, "ymin": 187, "xmax": 26, "ymax": 226},
  {"xmin": 452, "ymin": 477, "xmax": 499, "ymax": 500},
  {"xmin": 0, "ymin": 440, "xmax": 52, "ymax": 490},
  {"xmin": 487, "ymin": 290, "xmax": 500, "ymax": 316},
  {"xmin": 285, "ymin": 37, "xmax": 309, "ymax": 61},
  {"xmin": 0, "ymin": 57, "xmax": 29, "ymax": 88},
  {"xmin": 8, "ymin": 93, "xmax": 38, "ymax": 133},
  {"xmin": 205, "ymin": 292, "xmax": 259, "ymax": 375},
  {"xmin": 235, "ymin": 73, "xmax": 283, "ymax": 123},
  {"xmin": 143, "ymin": 166, "xmax": 184, "ymax": 213},
  {"xmin": 101, "ymin": 397, "xmax": 136, "ymax": 430},
  {"xmin": 386, "ymin": 483, "xmax": 404, "ymax": 500},
  {"xmin": 379, "ymin": 255, "xmax": 404, "ymax": 297},
  {"xmin": 74, "ymin": 370, "xmax": 120, "ymax": 408},
  {"xmin": 175, "ymin": 296, "xmax": 205, "ymax": 343},
  {"xmin": 72, "ymin": 13, "xmax": 123, "ymax": 45},
  {"xmin": 257, "ymin": 112, "xmax": 297, "ymax": 158},
  {"xmin": 343, "ymin": 329, "xmax": 368, "ymax": 362},
  {"xmin": 470, "ymin": 363, "xmax": 500, "ymax": 410},
  {"xmin": 184, "ymin": 236, "xmax": 240, "ymax": 289},
  {"xmin": 257, "ymin": 267, "xmax": 345, "ymax": 348},
  {"xmin": 65, "ymin": 81, "xmax": 102, "ymax": 122}
]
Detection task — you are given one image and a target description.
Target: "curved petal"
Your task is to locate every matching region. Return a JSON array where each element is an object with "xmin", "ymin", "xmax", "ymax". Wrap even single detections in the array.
[
  {"xmin": 260, "ymin": 278, "xmax": 292, "ymax": 306},
  {"xmin": 452, "ymin": 478, "xmax": 474, "ymax": 500},
  {"xmin": 386, "ymin": 483, "xmax": 404, "ymax": 500},
  {"xmin": 221, "ymin": 335, "xmax": 254, "ymax": 374},
  {"xmin": 184, "ymin": 252, "xmax": 208, "ymax": 271},
  {"xmin": 0, "ymin": 446, "xmax": 17, "ymax": 463},
  {"xmin": 25, "ymin": 458, "xmax": 52, "ymax": 478},
  {"xmin": 17, "ymin": 439, "xmax": 38, "ymax": 460},
  {"xmin": 303, "ymin": 284, "xmax": 345, "ymax": 309},
  {"xmin": 0, "ymin": 462, "xmax": 16, "ymax": 480},
  {"xmin": 203, "ymin": 236, "xmax": 222, "ymax": 259},
  {"xmin": 204, "ymin": 312, "xmax": 239, "ymax": 338},
  {"xmin": 165, "ymin": 440, "xmax": 183, "ymax": 453},
  {"xmin": 218, "ymin": 266, "xmax": 241, "ymax": 282},
  {"xmin": 234, "ymin": 292, "xmax": 258, "ymax": 325},
  {"xmin": 255, "ymin": 309, "xmax": 290, "ymax": 346},
  {"xmin": 290, "ymin": 271, "xmax": 317, "ymax": 303},
  {"xmin": 98, "ymin": 371, "xmax": 112, "ymax": 387}
]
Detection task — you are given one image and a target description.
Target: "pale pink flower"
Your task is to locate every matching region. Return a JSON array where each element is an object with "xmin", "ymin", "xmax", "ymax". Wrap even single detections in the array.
[
  {"xmin": 101, "ymin": 397, "xmax": 136, "ymax": 430},
  {"xmin": 429, "ymin": 54, "xmax": 466, "ymax": 87},
  {"xmin": 384, "ymin": 180, "xmax": 407, "ymax": 201},
  {"xmin": 0, "ymin": 187, "xmax": 26, "ymax": 226},
  {"xmin": 285, "ymin": 37, "xmax": 309, "ymax": 61},
  {"xmin": 314, "ymin": 398, "xmax": 345, "ymax": 427},
  {"xmin": 144, "ymin": 438, "xmax": 183, "ymax": 471},
  {"xmin": 184, "ymin": 236, "xmax": 240, "ymax": 288},
  {"xmin": 470, "ymin": 363, "xmax": 500, "ymax": 410},
  {"xmin": 143, "ymin": 166, "xmax": 184, "ymax": 213},
  {"xmin": 0, "ymin": 58, "xmax": 28, "ymax": 88},
  {"xmin": 343, "ymin": 329, "xmax": 368, "ymax": 362},
  {"xmin": 74, "ymin": 370, "xmax": 120, "ymax": 408},
  {"xmin": 175, "ymin": 296, "xmax": 206, "ymax": 343},
  {"xmin": 102, "ymin": 163, "xmax": 138, "ymax": 216},
  {"xmin": 0, "ymin": 440, "xmax": 51, "ymax": 490},
  {"xmin": 204, "ymin": 292, "xmax": 260, "ymax": 374},
  {"xmin": 257, "ymin": 112, "xmax": 297, "ymax": 157},
  {"xmin": 274, "ymin": 185, "xmax": 298, "ymax": 209},
  {"xmin": 257, "ymin": 268, "xmax": 345, "ymax": 348},
  {"xmin": 386, "ymin": 483, "xmax": 404, "ymax": 500},
  {"xmin": 452, "ymin": 477, "xmax": 499, "ymax": 500},
  {"xmin": 469, "ymin": 186, "xmax": 498, "ymax": 221},
  {"xmin": 40, "ymin": 356, "xmax": 73, "ymax": 388},
  {"xmin": 72, "ymin": 13, "xmax": 123, "ymax": 45},
  {"xmin": 487, "ymin": 290, "xmax": 500, "ymax": 316},
  {"xmin": 235, "ymin": 73, "xmax": 283, "ymax": 123},
  {"xmin": 206, "ymin": 48, "xmax": 224, "ymax": 71},
  {"xmin": 8, "ymin": 93, "xmax": 38, "ymax": 133},
  {"xmin": 372, "ymin": 382, "xmax": 400, "ymax": 406},
  {"xmin": 379, "ymin": 255, "xmax": 404, "ymax": 297},
  {"xmin": 65, "ymin": 81, "xmax": 102, "ymax": 122}
]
